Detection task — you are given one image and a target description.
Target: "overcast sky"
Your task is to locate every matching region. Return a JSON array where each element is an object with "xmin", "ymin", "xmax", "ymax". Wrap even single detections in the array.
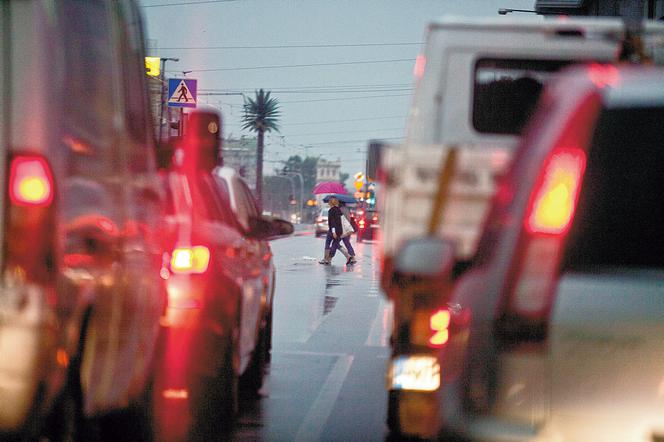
[{"xmin": 139, "ymin": 0, "xmax": 535, "ymax": 177}]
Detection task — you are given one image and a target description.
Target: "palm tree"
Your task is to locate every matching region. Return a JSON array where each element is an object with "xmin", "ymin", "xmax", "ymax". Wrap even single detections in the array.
[{"xmin": 242, "ymin": 89, "xmax": 280, "ymax": 209}]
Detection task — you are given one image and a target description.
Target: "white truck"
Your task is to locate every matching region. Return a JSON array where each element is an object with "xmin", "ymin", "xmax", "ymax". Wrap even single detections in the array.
[{"xmin": 380, "ymin": 15, "xmax": 664, "ymax": 438}]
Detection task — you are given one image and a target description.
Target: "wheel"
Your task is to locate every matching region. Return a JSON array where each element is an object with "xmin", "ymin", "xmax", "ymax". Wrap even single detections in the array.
[
  {"xmin": 239, "ymin": 320, "xmax": 268, "ymax": 396},
  {"xmin": 387, "ymin": 390, "xmax": 401, "ymax": 435},
  {"xmin": 40, "ymin": 357, "xmax": 84, "ymax": 442},
  {"xmin": 264, "ymin": 309, "xmax": 273, "ymax": 363}
]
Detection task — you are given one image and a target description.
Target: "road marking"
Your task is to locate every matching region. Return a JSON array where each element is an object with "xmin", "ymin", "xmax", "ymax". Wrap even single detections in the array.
[
  {"xmin": 365, "ymin": 298, "xmax": 393, "ymax": 347},
  {"xmin": 294, "ymin": 353, "xmax": 354, "ymax": 442}
]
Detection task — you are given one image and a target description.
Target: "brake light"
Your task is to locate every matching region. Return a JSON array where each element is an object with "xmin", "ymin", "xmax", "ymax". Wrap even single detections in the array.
[
  {"xmin": 428, "ymin": 309, "xmax": 450, "ymax": 348},
  {"xmin": 372, "ymin": 215, "xmax": 379, "ymax": 222},
  {"xmin": 170, "ymin": 245, "xmax": 210, "ymax": 273},
  {"xmin": 414, "ymin": 54, "xmax": 426, "ymax": 79},
  {"xmin": 9, "ymin": 156, "xmax": 54, "ymax": 207},
  {"xmin": 499, "ymin": 148, "xmax": 588, "ymax": 337},
  {"xmin": 525, "ymin": 147, "xmax": 586, "ymax": 235}
]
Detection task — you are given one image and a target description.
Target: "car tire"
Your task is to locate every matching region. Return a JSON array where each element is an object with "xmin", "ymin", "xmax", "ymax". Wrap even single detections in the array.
[
  {"xmin": 239, "ymin": 321, "xmax": 268, "ymax": 396},
  {"xmin": 386, "ymin": 390, "xmax": 401, "ymax": 435},
  {"xmin": 219, "ymin": 329, "xmax": 240, "ymax": 423},
  {"xmin": 40, "ymin": 353, "xmax": 85, "ymax": 442}
]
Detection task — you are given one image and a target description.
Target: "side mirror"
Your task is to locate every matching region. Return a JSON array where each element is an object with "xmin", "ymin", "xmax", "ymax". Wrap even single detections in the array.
[
  {"xmin": 394, "ymin": 236, "xmax": 455, "ymax": 280},
  {"xmin": 247, "ymin": 216, "xmax": 294, "ymax": 240}
]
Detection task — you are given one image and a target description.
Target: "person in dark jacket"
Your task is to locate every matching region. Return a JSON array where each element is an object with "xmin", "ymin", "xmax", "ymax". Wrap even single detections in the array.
[{"xmin": 318, "ymin": 196, "xmax": 351, "ymax": 265}]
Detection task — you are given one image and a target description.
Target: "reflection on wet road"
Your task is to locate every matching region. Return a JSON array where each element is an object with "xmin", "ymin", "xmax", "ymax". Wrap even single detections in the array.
[{"xmin": 229, "ymin": 231, "xmax": 393, "ymax": 441}]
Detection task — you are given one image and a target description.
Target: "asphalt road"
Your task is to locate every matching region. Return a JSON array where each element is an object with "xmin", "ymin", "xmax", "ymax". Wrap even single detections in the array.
[{"xmin": 229, "ymin": 228, "xmax": 393, "ymax": 441}]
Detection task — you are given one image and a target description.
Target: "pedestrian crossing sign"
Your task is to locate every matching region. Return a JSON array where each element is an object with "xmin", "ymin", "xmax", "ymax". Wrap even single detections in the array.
[{"xmin": 168, "ymin": 78, "xmax": 197, "ymax": 108}]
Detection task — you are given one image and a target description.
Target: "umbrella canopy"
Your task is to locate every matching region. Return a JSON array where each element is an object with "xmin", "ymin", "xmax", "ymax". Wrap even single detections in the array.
[
  {"xmin": 312, "ymin": 181, "xmax": 347, "ymax": 195},
  {"xmin": 322, "ymin": 194, "xmax": 356, "ymax": 204}
]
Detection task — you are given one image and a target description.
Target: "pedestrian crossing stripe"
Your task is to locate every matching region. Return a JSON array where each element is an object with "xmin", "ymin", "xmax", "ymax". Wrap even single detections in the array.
[{"xmin": 168, "ymin": 79, "xmax": 196, "ymax": 104}]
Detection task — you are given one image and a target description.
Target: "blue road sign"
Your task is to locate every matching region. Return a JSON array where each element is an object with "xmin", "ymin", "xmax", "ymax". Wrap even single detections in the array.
[{"xmin": 168, "ymin": 78, "xmax": 197, "ymax": 108}]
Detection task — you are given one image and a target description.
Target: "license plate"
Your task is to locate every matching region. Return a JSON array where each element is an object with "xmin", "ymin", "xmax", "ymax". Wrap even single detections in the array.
[{"xmin": 388, "ymin": 355, "xmax": 440, "ymax": 391}]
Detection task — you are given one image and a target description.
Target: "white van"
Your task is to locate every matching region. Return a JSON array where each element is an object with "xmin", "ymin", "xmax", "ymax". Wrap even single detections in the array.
[
  {"xmin": 380, "ymin": 15, "xmax": 664, "ymax": 288},
  {"xmin": 380, "ymin": 15, "xmax": 664, "ymax": 438}
]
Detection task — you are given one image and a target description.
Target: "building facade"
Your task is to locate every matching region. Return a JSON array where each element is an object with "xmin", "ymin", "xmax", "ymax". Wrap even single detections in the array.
[
  {"xmin": 222, "ymin": 137, "xmax": 258, "ymax": 191},
  {"xmin": 316, "ymin": 158, "xmax": 341, "ymax": 183}
]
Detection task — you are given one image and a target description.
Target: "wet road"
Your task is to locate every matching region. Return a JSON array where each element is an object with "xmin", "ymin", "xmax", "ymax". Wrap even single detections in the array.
[{"xmin": 230, "ymin": 228, "xmax": 393, "ymax": 441}]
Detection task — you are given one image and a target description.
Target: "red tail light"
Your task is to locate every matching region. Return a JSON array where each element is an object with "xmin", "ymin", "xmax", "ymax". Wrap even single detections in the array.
[
  {"xmin": 499, "ymin": 147, "xmax": 588, "ymax": 339},
  {"xmin": 170, "ymin": 245, "xmax": 210, "ymax": 274},
  {"xmin": 9, "ymin": 156, "xmax": 54, "ymax": 207},
  {"xmin": 428, "ymin": 309, "xmax": 451, "ymax": 348},
  {"xmin": 5, "ymin": 154, "xmax": 56, "ymax": 283},
  {"xmin": 525, "ymin": 147, "xmax": 586, "ymax": 235}
]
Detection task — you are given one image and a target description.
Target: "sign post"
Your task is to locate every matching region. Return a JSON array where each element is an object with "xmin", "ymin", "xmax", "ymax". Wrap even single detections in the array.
[{"xmin": 168, "ymin": 78, "xmax": 197, "ymax": 136}]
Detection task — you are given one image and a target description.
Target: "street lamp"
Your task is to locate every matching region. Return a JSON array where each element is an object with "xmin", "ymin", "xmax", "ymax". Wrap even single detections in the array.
[
  {"xmin": 281, "ymin": 171, "xmax": 304, "ymax": 223},
  {"xmin": 498, "ymin": 8, "xmax": 539, "ymax": 15},
  {"xmin": 158, "ymin": 57, "xmax": 179, "ymax": 146},
  {"xmin": 273, "ymin": 175, "xmax": 297, "ymax": 220}
]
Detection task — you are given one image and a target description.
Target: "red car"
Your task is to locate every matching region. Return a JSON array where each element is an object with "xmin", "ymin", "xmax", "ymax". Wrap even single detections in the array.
[
  {"xmin": 356, "ymin": 209, "xmax": 380, "ymax": 242},
  {"xmin": 153, "ymin": 111, "xmax": 292, "ymax": 440}
]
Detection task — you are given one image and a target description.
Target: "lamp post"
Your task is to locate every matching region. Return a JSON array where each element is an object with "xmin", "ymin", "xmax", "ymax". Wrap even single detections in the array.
[
  {"xmin": 281, "ymin": 171, "xmax": 304, "ymax": 223},
  {"xmin": 273, "ymin": 175, "xmax": 296, "ymax": 220},
  {"xmin": 158, "ymin": 57, "xmax": 179, "ymax": 146},
  {"xmin": 498, "ymin": 8, "xmax": 539, "ymax": 15}
]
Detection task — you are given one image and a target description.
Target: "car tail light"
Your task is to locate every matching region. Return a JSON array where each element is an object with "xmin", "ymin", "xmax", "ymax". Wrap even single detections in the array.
[
  {"xmin": 525, "ymin": 147, "xmax": 586, "ymax": 235},
  {"xmin": 428, "ymin": 309, "xmax": 451, "ymax": 348},
  {"xmin": 359, "ymin": 219, "xmax": 366, "ymax": 229},
  {"xmin": 372, "ymin": 215, "xmax": 379, "ymax": 223},
  {"xmin": 170, "ymin": 245, "xmax": 210, "ymax": 274},
  {"xmin": 498, "ymin": 147, "xmax": 588, "ymax": 340},
  {"xmin": 9, "ymin": 155, "xmax": 54, "ymax": 207},
  {"xmin": 410, "ymin": 308, "xmax": 452, "ymax": 349},
  {"xmin": 4, "ymin": 154, "xmax": 56, "ymax": 284}
]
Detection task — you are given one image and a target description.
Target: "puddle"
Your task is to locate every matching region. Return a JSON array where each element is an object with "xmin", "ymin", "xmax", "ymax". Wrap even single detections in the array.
[{"xmin": 323, "ymin": 295, "xmax": 338, "ymax": 315}]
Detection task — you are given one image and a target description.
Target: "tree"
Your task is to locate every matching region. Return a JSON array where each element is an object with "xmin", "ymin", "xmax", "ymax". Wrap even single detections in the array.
[
  {"xmin": 339, "ymin": 172, "xmax": 349, "ymax": 189},
  {"xmin": 242, "ymin": 89, "xmax": 280, "ymax": 209},
  {"xmin": 281, "ymin": 155, "xmax": 318, "ymax": 198}
]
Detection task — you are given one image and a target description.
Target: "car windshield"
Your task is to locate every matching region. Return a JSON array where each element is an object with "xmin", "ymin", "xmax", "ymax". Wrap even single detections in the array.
[{"xmin": 563, "ymin": 104, "xmax": 664, "ymax": 271}]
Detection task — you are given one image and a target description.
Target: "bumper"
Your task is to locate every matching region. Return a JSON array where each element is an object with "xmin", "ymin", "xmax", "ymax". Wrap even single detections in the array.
[{"xmin": 0, "ymin": 283, "xmax": 65, "ymax": 433}]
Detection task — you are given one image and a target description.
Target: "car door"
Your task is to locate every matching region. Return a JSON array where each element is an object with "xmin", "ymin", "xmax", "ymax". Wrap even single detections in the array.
[{"xmin": 221, "ymin": 175, "xmax": 265, "ymax": 368}]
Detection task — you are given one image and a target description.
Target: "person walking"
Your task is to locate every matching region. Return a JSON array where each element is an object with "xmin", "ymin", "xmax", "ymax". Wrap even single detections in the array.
[
  {"xmin": 318, "ymin": 196, "xmax": 352, "ymax": 265},
  {"xmin": 335, "ymin": 202, "xmax": 357, "ymax": 265}
]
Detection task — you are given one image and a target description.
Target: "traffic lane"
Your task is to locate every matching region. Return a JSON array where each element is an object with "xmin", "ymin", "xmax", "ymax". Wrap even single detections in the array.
[{"xmin": 231, "ymin": 233, "xmax": 392, "ymax": 441}]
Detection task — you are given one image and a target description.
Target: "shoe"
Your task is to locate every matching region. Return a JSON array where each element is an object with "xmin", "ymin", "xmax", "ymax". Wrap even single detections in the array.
[
  {"xmin": 319, "ymin": 249, "xmax": 332, "ymax": 265},
  {"xmin": 346, "ymin": 257, "xmax": 357, "ymax": 265}
]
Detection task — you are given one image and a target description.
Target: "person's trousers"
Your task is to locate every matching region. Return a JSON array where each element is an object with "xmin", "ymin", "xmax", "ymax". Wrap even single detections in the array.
[{"xmin": 328, "ymin": 233, "xmax": 355, "ymax": 257}]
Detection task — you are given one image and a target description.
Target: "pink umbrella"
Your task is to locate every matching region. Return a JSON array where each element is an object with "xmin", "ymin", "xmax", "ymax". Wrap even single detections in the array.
[{"xmin": 312, "ymin": 181, "xmax": 347, "ymax": 195}]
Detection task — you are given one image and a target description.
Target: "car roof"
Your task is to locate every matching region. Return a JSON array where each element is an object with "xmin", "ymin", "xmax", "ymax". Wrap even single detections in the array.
[{"xmin": 549, "ymin": 64, "xmax": 664, "ymax": 108}]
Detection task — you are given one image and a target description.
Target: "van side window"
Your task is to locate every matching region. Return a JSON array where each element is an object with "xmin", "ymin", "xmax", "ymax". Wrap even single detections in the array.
[
  {"xmin": 62, "ymin": 0, "xmax": 115, "ymax": 146},
  {"xmin": 473, "ymin": 59, "xmax": 571, "ymax": 135}
]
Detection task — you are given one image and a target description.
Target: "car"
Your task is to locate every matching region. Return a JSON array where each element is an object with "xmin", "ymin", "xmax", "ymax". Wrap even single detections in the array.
[
  {"xmin": 315, "ymin": 207, "xmax": 329, "ymax": 237},
  {"xmin": 356, "ymin": 208, "xmax": 380, "ymax": 243},
  {"xmin": 153, "ymin": 110, "xmax": 292, "ymax": 440},
  {"xmin": 379, "ymin": 16, "xmax": 664, "ymax": 438},
  {"xmin": 214, "ymin": 165, "xmax": 290, "ymax": 364},
  {"xmin": 0, "ymin": 1, "xmax": 167, "ymax": 439},
  {"xmin": 386, "ymin": 64, "xmax": 664, "ymax": 440}
]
